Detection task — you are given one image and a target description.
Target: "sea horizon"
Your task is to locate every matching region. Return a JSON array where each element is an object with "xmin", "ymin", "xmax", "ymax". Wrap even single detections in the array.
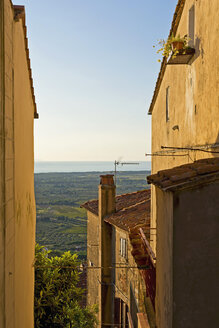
[{"xmin": 34, "ymin": 160, "xmax": 151, "ymax": 173}]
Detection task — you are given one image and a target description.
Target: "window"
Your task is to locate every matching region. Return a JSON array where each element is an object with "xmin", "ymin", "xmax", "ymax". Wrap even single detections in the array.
[
  {"xmin": 120, "ymin": 238, "xmax": 127, "ymax": 258},
  {"xmin": 166, "ymin": 86, "xmax": 170, "ymax": 122},
  {"xmin": 188, "ymin": 5, "xmax": 195, "ymax": 47}
]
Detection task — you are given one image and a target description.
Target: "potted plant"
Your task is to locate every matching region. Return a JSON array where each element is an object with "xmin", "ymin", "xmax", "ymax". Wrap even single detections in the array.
[{"xmin": 154, "ymin": 34, "xmax": 190, "ymax": 62}]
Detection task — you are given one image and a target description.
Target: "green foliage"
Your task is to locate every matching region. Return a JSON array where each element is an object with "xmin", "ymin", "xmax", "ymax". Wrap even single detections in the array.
[
  {"xmin": 34, "ymin": 244, "xmax": 98, "ymax": 328},
  {"xmin": 154, "ymin": 33, "xmax": 190, "ymax": 62}
]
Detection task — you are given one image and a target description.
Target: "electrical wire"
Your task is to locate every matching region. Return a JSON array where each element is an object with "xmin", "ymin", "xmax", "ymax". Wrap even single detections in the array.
[
  {"xmin": 34, "ymin": 265, "xmax": 151, "ymax": 270},
  {"xmin": 145, "ymin": 153, "xmax": 187, "ymax": 157},
  {"xmin": 161, "ymin": 145, "xmax": 219, "ymax": 154},
  {"xmin": 146, "ymin": 143, "xmax": 219, "ymax": 157}
]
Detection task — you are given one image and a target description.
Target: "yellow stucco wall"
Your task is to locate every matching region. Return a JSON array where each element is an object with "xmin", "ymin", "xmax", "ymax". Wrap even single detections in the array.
[
  {"xmin": 150, "ymin": 0, "xmax": 219, "ymax": 253},
  {"xmin": 1, "ymin": 1, "xmax": 16, "ymax": 326},
  {"xmin": 0, "ymin": 1, "xmax": 5, "ymax": 325},
  {"xmin": 14, "ymin": 16, "xmax": 36, "ymax": 328},
  {"xmin": 0, "ymin": 1, "xmax": 36, "ymax": 327},
  {"xmin": 152, "ymin": 0, "xmax": 219, "ymax": 173}
]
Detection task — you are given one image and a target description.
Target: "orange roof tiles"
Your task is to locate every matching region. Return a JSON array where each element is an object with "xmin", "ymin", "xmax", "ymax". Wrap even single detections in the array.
[
  {"xmin": 81, "ymin": 189, "xmax": 150, "ymax": 218},
  {"xmin": 81, "ymin": 199, "xmax": 98, "ymax": 216},
  {"xmin": 147, "ymin": 158, "xmax": 219, "ymax": 191},
  {"xmin": 82, "ymin": 188, "xmax": 153, "ymax": 276},
  {"xmin": 104, "ymin": 197, "xmax": 150, "ymax": 232}
]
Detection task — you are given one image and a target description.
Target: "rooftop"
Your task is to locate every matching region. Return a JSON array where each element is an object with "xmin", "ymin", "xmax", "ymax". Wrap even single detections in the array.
[
  {"xmin": 81, "ymin": 189, "xmax": 150, "ymax": 218},
  {"xmin": 147, "ymin": 157, "xmax": 219, "ymax": 191},
  {"xmin": 104, "ymin": 192, "xmax": 150, "ymax": 232},
  {"xmin": 82, "ymin": 188, "xmax": 152, "ymax": 270}
]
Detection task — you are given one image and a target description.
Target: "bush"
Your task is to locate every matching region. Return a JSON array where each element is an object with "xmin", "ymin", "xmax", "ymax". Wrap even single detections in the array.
[{"xmin": 34, "ymin": 243, "xmax": 98, "ymax": 328}]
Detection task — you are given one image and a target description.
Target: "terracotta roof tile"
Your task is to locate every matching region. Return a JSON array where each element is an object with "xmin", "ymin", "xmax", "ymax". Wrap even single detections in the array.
[
  {"xmin": 81, "ymin": 189, "xmax": 150, "ymax": 218},
  {"xmin": 104, "ymin": 200, "xmax": 150, "ymax": 231},
  {"xmin": 147, "ymin": 158, "xmax": 219, "ymax": 191},
  {"xmin": 82, "ymin": 189, "xmax": 153, "ymax": 273},
  {"xmin": 129, "ymin": 228, "xmax": 156, "ymax": 309},
  {"xmin": 81, "ymin": 199, "xmax": 98, "ymax": 216}
]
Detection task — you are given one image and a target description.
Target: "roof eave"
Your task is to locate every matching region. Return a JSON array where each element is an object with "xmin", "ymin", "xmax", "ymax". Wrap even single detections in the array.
[
  {"xmin": 13, "ymin": 5, "xmax": 39, "ymax": 119},
  {"xmin": 148, "ymin": 0, "xmax": 186, "ymax": 115},
  {"xmin": 148, "ymin": 170, "xmax": 219, "ymax": 192}
]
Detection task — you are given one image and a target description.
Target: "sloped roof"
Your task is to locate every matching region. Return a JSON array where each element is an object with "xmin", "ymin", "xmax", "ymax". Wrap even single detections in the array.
[
  {"xmin": 81, "ymin": 189, "xmax": 150, "ymax": 217},
  {"xmin": 104, "ymin": 194, "xmax": 150, "ymax": 232},
  {"xmin": 14, "ymin": 5, "xmax": 38, "ymax": 119},
  {"xmin": 147, "ymin": 158, "xmax": 219, "ymax": 191},
  {"xmin": 148, "ymin": 0, "xmax": 186, "ymax": 115}
]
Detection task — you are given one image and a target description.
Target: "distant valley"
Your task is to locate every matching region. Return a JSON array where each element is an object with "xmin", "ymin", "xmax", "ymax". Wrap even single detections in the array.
[{"xmin": 34, "ymin": 171, "xmax": 150, "ymax": 259}]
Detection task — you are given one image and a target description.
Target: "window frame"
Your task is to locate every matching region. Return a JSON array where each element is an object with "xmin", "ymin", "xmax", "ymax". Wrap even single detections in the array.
[
  {"xmin": 166, "ymin": 86, "xmax": 170, "ymax": 122},
  {"xmin": 120, "ymin": 237, "xmax": 127, "ymax": 258}
]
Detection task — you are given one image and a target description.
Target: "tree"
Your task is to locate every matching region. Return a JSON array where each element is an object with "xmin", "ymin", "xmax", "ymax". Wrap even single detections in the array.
[{"xmin": 34, "ymin": 244, "xmax": 98, "ymax": 328}]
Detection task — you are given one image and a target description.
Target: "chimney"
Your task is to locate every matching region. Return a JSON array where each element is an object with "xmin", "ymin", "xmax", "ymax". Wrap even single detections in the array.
[
  {"xmin": 98, "ymin": 174, "xmax": 116, "ymax": 326},
  {"xmin": 98, "ymin": 174, "xmax": 116, "ymax": 218}
]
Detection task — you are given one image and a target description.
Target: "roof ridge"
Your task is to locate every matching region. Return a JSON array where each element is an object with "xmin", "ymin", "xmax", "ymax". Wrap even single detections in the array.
[
  {"xmin": 116, "ymin": 199, "xmax": 149, "ymax": 213},
  {"xmin": 116, "ymin": 189, "xmax": 150, "ymax": 200},
  {"xmin": 81, "ymin": 188, "xmax": 151, "ymax": 207},
  {"xmin": 147, "ymin": 157, "xmax": 219, "ymax": 191}
]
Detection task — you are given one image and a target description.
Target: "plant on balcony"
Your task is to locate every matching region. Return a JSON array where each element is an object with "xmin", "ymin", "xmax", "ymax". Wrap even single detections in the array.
[
  {"xmin": 154, "ymin": 34, "xmax": 190, "ymax": 62},
  {"xmin": 34, "ymin": 244, "xmax": 98, "ymax": 328}
]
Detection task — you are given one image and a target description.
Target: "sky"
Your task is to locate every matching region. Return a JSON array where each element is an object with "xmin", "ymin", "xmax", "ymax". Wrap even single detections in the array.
[{"xmin": 14, "ymin": 0, "xmax": 177, "ymax": 161}]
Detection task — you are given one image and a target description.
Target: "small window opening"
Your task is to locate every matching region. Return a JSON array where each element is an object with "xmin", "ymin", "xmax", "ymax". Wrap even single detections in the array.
[
  {"xmin": 120, "ymin": 238, "xmax": 127, "ymax": 258},
  {"xmin": 166, "ymin": 86, "xmax": 170, "ymax": 122}
]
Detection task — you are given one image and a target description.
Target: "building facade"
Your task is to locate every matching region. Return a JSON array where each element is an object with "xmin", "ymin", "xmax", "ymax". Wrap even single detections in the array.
[
  {"xmin": 0, "ymin": 2, "xmax": 37, "ymax": 327},
  {"xmin": 149, "ymin": 0, "xmax": 219, "ymax": 252},
  {"xmin": 148, "ymin": 158, "xmax": 219, "ymax": 328},
  {"xmin": 147, "ymin": 0, "xmax": 219, "ymax": 327},
  {"xmin": 148, "ymin": 0, "xmax": 219, "ymax": 253},
  {"xmin": 82, "ymin": 175, "xmax": 155, "ymax": 328}
]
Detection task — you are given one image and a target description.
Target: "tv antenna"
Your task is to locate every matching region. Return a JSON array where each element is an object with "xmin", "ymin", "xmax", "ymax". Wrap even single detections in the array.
[{"xmin": 114, "ymin": 160, "xmax": 139, "ymax": 186}]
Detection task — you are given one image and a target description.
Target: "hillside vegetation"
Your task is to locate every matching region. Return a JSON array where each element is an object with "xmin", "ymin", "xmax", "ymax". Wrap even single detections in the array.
[{"xmin": 35, "ymin": 171, "xmax": 150, "ymax": 259}]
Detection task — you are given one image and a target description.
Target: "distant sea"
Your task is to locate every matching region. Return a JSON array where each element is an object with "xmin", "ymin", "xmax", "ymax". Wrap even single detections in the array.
[{"xmin": 34, "ymin": 161, "xmax": 151, "ymax": 173}]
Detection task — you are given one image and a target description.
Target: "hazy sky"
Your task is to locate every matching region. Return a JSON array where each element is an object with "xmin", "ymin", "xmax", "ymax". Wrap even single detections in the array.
[{"xmin": 14, "ymin": 0, "xmax": 177, "ymax": 161}]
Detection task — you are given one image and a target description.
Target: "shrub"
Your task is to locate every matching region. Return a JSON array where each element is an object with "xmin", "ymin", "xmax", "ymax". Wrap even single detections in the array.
[{"xmin": 34, "ymin": 244, "xmax": 98, "ymax": 328}]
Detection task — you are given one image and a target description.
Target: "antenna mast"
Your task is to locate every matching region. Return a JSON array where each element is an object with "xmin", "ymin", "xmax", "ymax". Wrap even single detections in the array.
[{"xmin": 114, "ymin": 160, "xmax": 139, "ymax": 187}]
